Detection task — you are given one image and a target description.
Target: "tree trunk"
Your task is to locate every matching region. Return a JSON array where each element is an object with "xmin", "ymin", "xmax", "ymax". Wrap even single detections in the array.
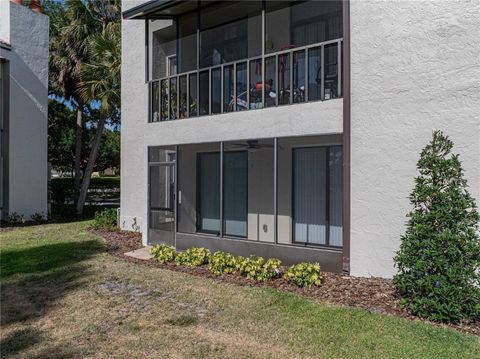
[
  {"xmin": 74, "ymin": 105, "xmax": 83, "ymax": 204},
  {"xmin": 76, "ymin": 115, "xmax": 106, "ymax": 215}
]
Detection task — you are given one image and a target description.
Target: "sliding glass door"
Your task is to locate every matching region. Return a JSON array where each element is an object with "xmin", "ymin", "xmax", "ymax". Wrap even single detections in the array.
[
  {"xmin": 197, "ymin": 151, "xmax": 248, "ymax": 237},
  {"xmin": 197, "ymin": 152, "xmax": 220, "ymax": 234},
  {"xmin": 293, "ymin": 147, "xmax": 327, "ymax": 244},
  {"xmin": 293, "ymin": 146, "xmax": 343, "ymax": 247},
  {"xmin": 223, "ymin": 151, "xmax": 248, "ymax": 237},
  {"xmin": 148, "ymin": 147, "xmax": 176, "ymax": 245}
]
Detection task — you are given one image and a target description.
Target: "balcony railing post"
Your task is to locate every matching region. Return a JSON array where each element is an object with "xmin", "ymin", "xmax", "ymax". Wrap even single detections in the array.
[
  {"xmin": 233, "ymin": 62, "xmax": 237, "ymax": 112},
  {"xmin": 221, "ymin": 65, "xmax": 224, "ymax": 114},
  {"xmin": 289, "ymin": 52, "xmax": 293, "ymax": 104},
  {"xmin": 208, "ymin": 68, "xmax": 212, "ymax": 115},
  {"xmin": 275, "ymin": 54, "xmax": 279, "ymax": 106},
  {"xmin": 176, "ymin": 75, "xmax": 179, "ymax": 119},
  {"xmin": 338, "ymin": 40, "xmax": 342, "ymax": 98},
  {"xmin": 305, "ymin": 49, "xmax": 309, "ymax": 101},
  {"xmin": 321, "ymin": 45, "xmax": 325, "ymax": 101},
  {"xmin": 186, "ymin": 74, "xmax": 190, "ymax": 118},
  {"xmin": 247, "ymin": 60, "xmax": 250, "ymax": 110},
  {"xmin": 261, "ymin": 6, "xmax": 265, "ymax": 108}
]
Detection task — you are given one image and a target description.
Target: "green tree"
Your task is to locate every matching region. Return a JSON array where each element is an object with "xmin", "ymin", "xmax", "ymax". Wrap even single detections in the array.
[
  {"xmin": 76, "ymin": 20, "xmax": 121, "ymax": 214},
  {"xmin": 48, "ymin": 99, "xmax": 120, "ymax": 174},
  {"xmin": 48, "ymin": 99, "xmax": 76, "ymax": 173},
  {"xmin": 394, "ymin": 131, "xmax": 480, "ymax": 323}
]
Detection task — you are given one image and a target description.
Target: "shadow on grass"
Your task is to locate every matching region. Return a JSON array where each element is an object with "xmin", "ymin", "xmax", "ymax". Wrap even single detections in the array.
[
  {"xmin": 0, "ymin": 328, "xmax": 43, "ymax": 358},
  {"xmin": 0, "ymin": 240, "xmax": 103, "ymax": 279},
  {"xmin": 1, "ymin": 239, "xmax": 103, "ymax": 328}
]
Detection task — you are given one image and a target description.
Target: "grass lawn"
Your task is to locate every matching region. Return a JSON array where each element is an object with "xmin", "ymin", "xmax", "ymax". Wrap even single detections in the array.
[{"xmin": 1, "ymin": 222, "xmax": 479, "ymax": 358}]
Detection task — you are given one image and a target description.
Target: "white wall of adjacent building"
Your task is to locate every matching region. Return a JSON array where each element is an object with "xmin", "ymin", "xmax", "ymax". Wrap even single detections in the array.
[
  {"xmin": 349, "ymin": 0, "xmax": 480, "ymax": 277},
  {"xmin": 0, "ymin": 0, "xmax": 10, "ymax": 45},
  {"xmin": 0, "ymin": 3, "xmax": 49, "ymax": 220}
]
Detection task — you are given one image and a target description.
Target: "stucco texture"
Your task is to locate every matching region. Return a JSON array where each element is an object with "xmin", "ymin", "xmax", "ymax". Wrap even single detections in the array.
[
  {"xmin": 1, "ymin": 3, "xmax": 49, "ymax": 219},
  {"xmin": 350, "ymin": 0, "xmax": 480, "ymax": 277}
]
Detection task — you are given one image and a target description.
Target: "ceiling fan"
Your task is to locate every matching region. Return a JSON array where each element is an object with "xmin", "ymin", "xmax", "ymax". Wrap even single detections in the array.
[{"xmin": 228, "ymin": 140, "xmax": 274, "ymax": 151}]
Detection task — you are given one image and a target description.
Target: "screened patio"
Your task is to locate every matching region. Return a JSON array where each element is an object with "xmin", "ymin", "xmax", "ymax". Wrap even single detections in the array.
[{"xmin": 148, "ymin": 134, "xmax": 344, "ymax": 271}]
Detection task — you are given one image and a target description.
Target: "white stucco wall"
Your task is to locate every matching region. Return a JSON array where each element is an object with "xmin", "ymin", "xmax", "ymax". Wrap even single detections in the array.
[
  {"xmin": 121, "ymin": 1, "xmax": 343, "ymax": 242},
  {"xmin": 350, "ymin": 0, "xmax": 480, "ymax": 277},
  {"xmin": 0, "ymin": 0, "xmax": 10, "ymax": 45},
  {"xmin": 1, "ymin": 3, "xmax": 49, "ymax": 219}
]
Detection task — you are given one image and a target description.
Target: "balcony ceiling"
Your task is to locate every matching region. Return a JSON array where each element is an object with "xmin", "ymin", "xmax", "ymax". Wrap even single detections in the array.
[{"xmin": 123, "ymin": 0, "xmax": 218, "ymax": 20}]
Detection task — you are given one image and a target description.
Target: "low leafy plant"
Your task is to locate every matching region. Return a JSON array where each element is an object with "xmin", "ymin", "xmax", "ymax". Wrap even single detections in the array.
[
  {"xmin": 208, "ymin": 251, "xmax": 238, "ymax": 275},
  {"xmin": 30, "ymin": 212, "xmax": 45, "ymax": 223},
  {"xmin": 284, "ymin": 262, "xmax": 322, "ymax": 287},
  {"xmin": 236, "ymin": 255, "xmax": 281, "ymax": 281},
  {"xmin": 92, "ymin": 208, "xmax": 118, "ymax": 231},
  {"xmin": 394, "ymin": 131, "xmax": 480, "ymax": 323},
  {"xmin": 150, "ymin": 244, "xmax": 176, "ymax": 264},
  {"xmin": 7, "ymin": 212, "xmax": 24, "ymax": 224},
  {"xmin": 175, "ymin": 247, "xmax": 211, "ymax": 266}
]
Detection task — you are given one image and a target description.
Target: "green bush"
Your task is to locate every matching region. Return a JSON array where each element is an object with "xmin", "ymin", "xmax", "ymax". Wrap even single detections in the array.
[
  {"xmin": 393, "ymin": 131, "xmax": 480, "ymax": 323},
  {"xmin": 150, "ymin": 244, "xmax": 176, "ymax": 264},
  {"xmin": 92, "ymin": 208, "xmax": 118, "ymax": 231},
  {"xmin": 30, "ymin": 212, "xmax": 45, "ymax": 223},
  {"xmin": 208, "ymin": 251, "xmax": 238, "ymax": 275},
  {"xmin": 236, "ymin": 255, "xmax": 281, "ymax": 281},
  {"xmin": 175, "ymin": 247, "xmax": 211, "ymax": 266},
  {"xmin": 7, "ymin": 212, "xmax": 24, "ymax": 224},
  {"xmin": 284, "ymin": 262, "xmax": 322, "ymax": 287}
]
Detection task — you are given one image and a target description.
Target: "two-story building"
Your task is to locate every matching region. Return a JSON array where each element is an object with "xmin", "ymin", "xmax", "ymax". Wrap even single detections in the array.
[
  {"xmin": 0, "ymin": 1, "xmax": 49, "ymax": 221},
  {"xmin": 121, "ymin": 0, "xmax": 479, "ymax": 278}
]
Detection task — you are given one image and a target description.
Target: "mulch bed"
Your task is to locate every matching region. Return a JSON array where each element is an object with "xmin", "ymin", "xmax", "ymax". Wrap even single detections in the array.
[{"xmin": 93, "ymin": 229, "xmax": 480, "ymax": 336}]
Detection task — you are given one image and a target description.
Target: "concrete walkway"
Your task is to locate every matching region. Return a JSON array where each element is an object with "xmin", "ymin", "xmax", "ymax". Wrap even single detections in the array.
[{"xmin": 124, "ymin": 246, "xmax": 153, "ymax": 260}]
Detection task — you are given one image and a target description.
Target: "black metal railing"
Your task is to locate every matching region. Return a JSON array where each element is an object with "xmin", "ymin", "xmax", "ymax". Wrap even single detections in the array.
[{"xmin": 149, "ymin": 38, "xmax": 343, "ymax": 122}]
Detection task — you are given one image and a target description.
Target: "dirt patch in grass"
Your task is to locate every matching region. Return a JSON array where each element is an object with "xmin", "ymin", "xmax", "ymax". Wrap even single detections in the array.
[{"xmin": 94, "ymin": 229, "xmax": 480, "ymax": 336}]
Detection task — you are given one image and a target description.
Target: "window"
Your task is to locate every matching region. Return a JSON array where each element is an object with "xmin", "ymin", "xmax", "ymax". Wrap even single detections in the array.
[
  {"xmin": 199, "ymin": 1, "xmax": 262, "ymax": 68},
  {"xmin": 293, "ymin": 146, "xmax": 342, "ymax": 247},
  {"xmin": 265, "ymin": 1, "xmax": 342, "ymax": 54},
  {"xmin": 178, "ymin": 11, "xmax": 197, "ymax": 73},
  {"xmin": 150, "ymin": 20, "xmax": 176, "ymax": 80},
  {"xmin": 167, "ymin": 55, "xmax": 177, "ymax": 76}
]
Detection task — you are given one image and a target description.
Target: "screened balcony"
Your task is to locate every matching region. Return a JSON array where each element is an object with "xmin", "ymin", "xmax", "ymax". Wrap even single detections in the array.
[{"xmin": 147, "ymin": 0, "xmax": 344, "ymax": 122}]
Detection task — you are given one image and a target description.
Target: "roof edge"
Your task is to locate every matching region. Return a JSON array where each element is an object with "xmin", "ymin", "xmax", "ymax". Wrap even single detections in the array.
[{"xmin": 122, "ymin": 0, "xmax": 180, "ymax": 20}]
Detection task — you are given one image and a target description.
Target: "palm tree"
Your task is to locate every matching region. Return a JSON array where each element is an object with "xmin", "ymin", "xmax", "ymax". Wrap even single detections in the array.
[
  {"xmin": 49, "ymin": 0, "xmax": 96, "ymax": 198},
  {"xmin": 49, "ymin": 0, "xmax": 120, "ymax": 205},
  {"xmin": 76, "ymin": 21, "xmax": 121, "ymax": 214}
]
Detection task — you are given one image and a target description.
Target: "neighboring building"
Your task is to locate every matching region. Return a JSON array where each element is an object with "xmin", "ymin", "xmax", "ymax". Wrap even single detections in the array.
[
  {"xmin": 0, "ymin": 1, "xmax": 49, "ymax": 221},
  {"xmin": 121, "ymin": 1, "xmax": 479, "ymax": 278}
]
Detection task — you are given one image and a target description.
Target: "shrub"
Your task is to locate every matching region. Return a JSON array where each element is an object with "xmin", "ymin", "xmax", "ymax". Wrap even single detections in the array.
[
  {"xmin": 7, "ymin": 212, "xmax": 24, "ymax": 224},
  {"xmin": 236, "ymin": 255, "xmax": 281, "ymax": 281},
  {"xmin": 150, "ymin": 244, "xmax": 176, "ymax": 264},
  {"xmin": 175, "ymin": 247, "xmax": 211, "ymax": 266},
  {"xmin": 208, "ymin": 251, "xmax": 238, "ymax": 275},
  {"xmin": 393, "ymin": 131, "xmax": 480, "ymax": 323},
  {"xmin": 92, "ymin": 208, "xmax": 118, "ymax": 231},
  {"xmin": 284, "ymin": 262, "xmax": 322, "ymax": 287},
  {"xmin": 30, "ymin": 212, "xmax": 45, "ymax": 223}
]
